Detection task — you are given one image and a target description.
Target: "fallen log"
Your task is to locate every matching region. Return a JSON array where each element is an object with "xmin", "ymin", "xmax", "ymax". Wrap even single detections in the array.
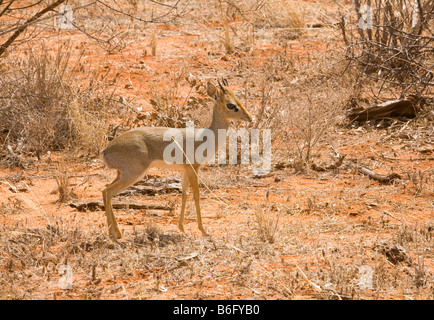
[
  {"xmin": 356, "ymin": 166, "xmax": 401, "ymax": 184},
  {"xmin": 68, "ymin": 200, "xmax": 172, "ymax": 212},
  {"xmin": 117, "ymin": 177, "xmax": 181, "ymax": 196},
  {"xmin": 117, "ymin": 184, "xmax": 181, "ymax": 196},
  {"xmin": 349, "ymin": 96, "xmax": 424, "ymax": 121}
]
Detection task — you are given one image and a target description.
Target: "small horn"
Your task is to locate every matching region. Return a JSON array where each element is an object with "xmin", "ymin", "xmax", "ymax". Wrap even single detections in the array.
[
  {"xmin": 217, "ymin": 79, "xmax": 228, "ymax": 93},
  {"xmin": 222, "ymin": 78, "xmax": 228, "ymax": 87}
]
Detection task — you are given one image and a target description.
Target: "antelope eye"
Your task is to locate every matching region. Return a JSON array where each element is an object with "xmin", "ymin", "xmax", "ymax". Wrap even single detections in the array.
[{"xmin": 226, "ymin": 103, "xmax": 238, "ymax": 111}]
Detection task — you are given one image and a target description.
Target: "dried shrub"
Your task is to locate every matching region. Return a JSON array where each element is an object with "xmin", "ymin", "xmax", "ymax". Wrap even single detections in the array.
[
  {"xmin": 223, "ymin": 0, "xmax": 306, "ymax": 33},
  {"xmin": 244, "ymin": 51, "xmax": 354, "ymax": 169},
  {"xmin": 259, "ymin": 0, "xmax": 306, "ymax": 33},
  {"xmin": 284, "ymin": 83, "xmax": 350, "ymax": 167},
  {"xmin": 340, "ymin": 0, "xmax": 434, "ymax": 97},
  {"xmin": 67, "ymin": 94, "xmax": 116, "ymax": 156},
  {"xmin": 137, "ymin": 72, "xmax": 209, "ymax": 129},
  {"xmin": 0, "ymin": 48, "xmax": 74, "ymax": 159},
  {"xmin": 244, "ymin": 52, "xmax": 296, "ymax": 143},
  {"xmin": 0, "ymin": 46, "xmax": 119, "ymax": 165}
]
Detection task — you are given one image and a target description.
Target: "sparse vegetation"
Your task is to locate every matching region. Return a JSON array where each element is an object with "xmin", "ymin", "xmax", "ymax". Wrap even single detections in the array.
[
  {"xmin": 0, "ymin": 45, "xmax": 119, "ymax": 164},
  {"xmin": 254, "ymin": 202, "xmax": 282, "ymax": 244},
  {"xmin": 340, "ymin": 0, "xmax": 434, "ymax": 97},
  {"xmin": 54, "ymin": 157, "xmax": 76, "ymax": 203}
]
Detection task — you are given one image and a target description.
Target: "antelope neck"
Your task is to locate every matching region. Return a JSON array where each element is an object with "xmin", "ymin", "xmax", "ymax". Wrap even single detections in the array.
[{"xmin": 209, "ymin": 105, "xmax": 229, "ymax": 133}]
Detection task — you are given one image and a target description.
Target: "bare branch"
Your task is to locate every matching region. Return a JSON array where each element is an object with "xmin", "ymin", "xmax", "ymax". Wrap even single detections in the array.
[
  {"xmin": 95, "ymin": 0, "xmax": 183, "ymax": 23},
  {"xmin": 340, "ymin": 0, "xmax": 434, "ymax": 97},
  {"xmin": 0, "ymin": 0, "xmax": 14, "ymax": 17},
  {"xmin": 0, "ymin": 0, "xmax": 66, "ymax": 58}
]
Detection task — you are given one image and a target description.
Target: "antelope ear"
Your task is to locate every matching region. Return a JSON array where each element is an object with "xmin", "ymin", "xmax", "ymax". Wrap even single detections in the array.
[{"xmin": 206, "ymin": 82, "xmax": 218, "ymax": 100}]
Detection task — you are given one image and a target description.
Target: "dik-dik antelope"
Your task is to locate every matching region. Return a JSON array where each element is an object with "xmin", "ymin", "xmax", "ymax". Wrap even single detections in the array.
[{"xmin": 102, "ymin": 79, "xmax": 252, "ymax": 240}]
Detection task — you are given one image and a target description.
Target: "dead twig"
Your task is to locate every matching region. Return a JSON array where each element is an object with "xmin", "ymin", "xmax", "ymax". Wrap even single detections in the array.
[
  {"xmin": 382, "ymin": 210, "xmax": 406, "ymax": 224},
  {"xmin": 380, "ymin": 155, "xmax": 434, "ymax": 162},
  {"xmin": 0, "ymin": 0, "xmax": 66, "ymax": 58},
  {"xmin": 295, "ymin": 264, "xmax": 323, "ymax": 293},
  {"xmin": 68, "ymin": 200, "xmax": 172, "ymax": 212},
  {"xmin": 356, "ymin": 165, "xmax": 402, "ymax": 184}
]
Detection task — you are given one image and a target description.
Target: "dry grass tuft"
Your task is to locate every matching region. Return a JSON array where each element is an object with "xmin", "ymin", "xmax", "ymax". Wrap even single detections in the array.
[
  {"xmin": 0, "ymin": 45, "xmax": 119, "ymax": 165},
  {"xmin": 254, "ymin": 204, "xmax": 282, "ymax": 244},
  {"xmin": 54, "ymin": 157, "xmax": 77, "ymax": 203},
  {"xmin": 247, "ymin": 0, "xmax": 306, "ymax": 38}
]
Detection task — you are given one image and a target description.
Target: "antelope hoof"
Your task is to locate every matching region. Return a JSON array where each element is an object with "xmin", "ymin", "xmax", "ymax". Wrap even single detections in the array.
[
  {"xmin": 178, "ymin": 224, "xmax": 186, "ymax": 234},
  {"xmin": 109, "ymin": 228, "xmax": 122, "ymax": 241},
  {"xmin": 199, "ymin": 227, "xmax": 208, "ymax": 236}
]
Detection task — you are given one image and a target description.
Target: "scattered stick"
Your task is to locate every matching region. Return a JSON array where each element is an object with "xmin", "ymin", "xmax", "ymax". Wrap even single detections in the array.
[
  {"xmin": 382, "ymin": 210, "xmax": 406, "ymax": 224},
  {"xmin": 380, "ymin": 155, "xmax": 434, "ymax": 162},
  {"xmin": 117, "ymin": 184, "xmax": 181, "ymax": 196},
  {"xmin": 295, "ymin": 264, "xmax": 323, "ymax": 293},
  {"xmin": 226, "ymin": 244, "xmax": 247, "ymax": 254},
  {"xmin": 1, "ymin": 173, "xmax": 101, "ymax": 181},
  {"xmin": 356, "ymin": 165, "xmax": 401, "ymax": 184},
  {"xmin": 68, "ymin": 200, "xmax": 172, "ymax": 212}
]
